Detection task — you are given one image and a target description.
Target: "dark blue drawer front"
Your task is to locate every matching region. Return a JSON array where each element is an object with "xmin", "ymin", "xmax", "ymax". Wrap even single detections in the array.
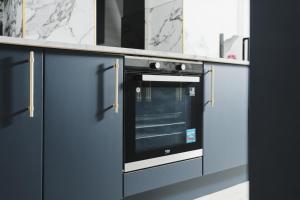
[{"xmin": 124, "ymin": 157, "xmax": 203, "ymax": 197}]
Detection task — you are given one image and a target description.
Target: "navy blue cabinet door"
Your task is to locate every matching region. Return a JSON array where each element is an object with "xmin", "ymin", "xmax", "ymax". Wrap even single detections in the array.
[
  {"xmin": 203, "ymin": 64, "xmax": 249, "ymax": 175},
  {"xmin": 0, "ymin": 45, "xmax": 43, "ymax": 200},
  {"xmin": 44, "ymin": 50, "xmax": 123, "ymax": 200}
]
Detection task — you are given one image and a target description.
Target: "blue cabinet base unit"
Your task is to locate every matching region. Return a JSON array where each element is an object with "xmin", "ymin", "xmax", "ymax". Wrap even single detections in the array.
[
  {"xmin": 0, "ymin": 45, "xmax": 43, "ymax": 200},
  {"xmin": 124, "ymin": 157, "xmax": 203, "ymax": 197},
  {"xmin": 124, "ymin": 165, "xmax": 248, "ymax": 200},
  {"xmin": 43, "ymin": 50, "xmax": 123, "ymax": 200},
  {"xmin": 203, "ymin": 64, "xmax": 249, "ymax": 175}
]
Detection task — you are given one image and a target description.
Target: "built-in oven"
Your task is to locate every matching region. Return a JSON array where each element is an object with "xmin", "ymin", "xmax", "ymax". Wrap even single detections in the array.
[{"xmin": 124, "ymin": 56, "xmax": 204, "ymax": 172}]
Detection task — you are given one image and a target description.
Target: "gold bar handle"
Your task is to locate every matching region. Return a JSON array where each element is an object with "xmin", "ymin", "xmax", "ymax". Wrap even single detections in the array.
[
  {"xmin": 113, "ymin": 59, "xmax": 119, "ymax": 113},
  {"xmin": 210, "ymin": 66, "xmax": 215, "ymax": 107},
  {"xmin": 29, "ymin": 51, "xmax": 35, "ymax": 118}
]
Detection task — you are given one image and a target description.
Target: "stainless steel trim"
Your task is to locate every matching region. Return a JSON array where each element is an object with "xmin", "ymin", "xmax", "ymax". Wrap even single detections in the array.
[
  {"xmin": 142, "ymin": 75, "xmax": 200, "ymax": 83},
  {"xmin": 136, "ymin": 121, "xmax": 186, "ymax": 129},
  {"xmin": 125, "ymin": 55, "xmax": 203, "ymax": 65},
  {"xmin": 28, "ymin": 51, "xmax": 34, "ymax": 118},
  {"xmin": 124, "ymin": 149, "xmax": 203, "ymax": 172},
  {"xmin": 136, "ymin": 131, "xmax": 185, "ymax": 140}
]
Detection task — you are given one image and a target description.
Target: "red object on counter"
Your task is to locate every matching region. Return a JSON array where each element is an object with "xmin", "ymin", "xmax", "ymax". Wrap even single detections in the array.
[{"xmin": 227, "ymin": 54, "xmax": 237, "ymax": 59}]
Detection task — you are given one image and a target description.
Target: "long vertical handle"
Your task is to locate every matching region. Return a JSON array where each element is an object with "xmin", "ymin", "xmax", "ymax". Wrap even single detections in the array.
[
  {"xmin": 210, "ymin": 66, "xmax": 215, "ymax": 107},
  {"xmin": 114, "ymin": 59, "xmax": 119, "ymax": 113},
  {"xmin": 29, "ymin": 51, "xmax": 35, "ymax": 118}
]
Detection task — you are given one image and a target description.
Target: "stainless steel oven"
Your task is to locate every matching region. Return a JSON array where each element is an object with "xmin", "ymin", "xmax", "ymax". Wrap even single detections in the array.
[{"xmin": 124, "ymin": 56, "xmax": 204, "ymax": 172}]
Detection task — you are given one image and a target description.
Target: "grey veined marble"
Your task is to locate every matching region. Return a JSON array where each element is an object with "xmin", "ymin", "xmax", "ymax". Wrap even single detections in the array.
[
  {"xmin": 145, "ymin": 0, "xmax": 183, "ymax": 53},
  {"xmin": 25, "ymin": 0, "xmax": 96, "ymax": 45},
  {"xmin": 0, "ymin": 0, "xmax": 3, "ymax": 35},
  {"xmin": 3, "ymin": 0, "xmax": 23, "ymax": 37}
]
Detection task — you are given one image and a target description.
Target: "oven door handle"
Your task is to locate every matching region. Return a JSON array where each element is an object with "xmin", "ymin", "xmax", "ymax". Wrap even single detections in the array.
[{"xmin": 142, "ymin": 75, "xmax": 200, "ymax": 83}]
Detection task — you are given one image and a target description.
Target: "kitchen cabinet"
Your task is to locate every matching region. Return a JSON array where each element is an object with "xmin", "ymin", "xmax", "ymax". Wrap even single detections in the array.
[
  {"xmin": 43, "ymin": 50, "xmax": 123, "ymax": 200},
  {"xmin": 0, "ymin": 45, "xmax": 43, "ymax": 200},
  {"xmin": 124, "ymin": 157, "xmax": 203, "ymax": 197},
  {"xmin": 203, "ymin": 63, "xmax": 249, "ymax": 175}
]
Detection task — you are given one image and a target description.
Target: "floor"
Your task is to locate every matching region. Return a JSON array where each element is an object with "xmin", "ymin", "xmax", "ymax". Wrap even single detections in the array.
[{"xmin": 195, "ymin": 182, "xmax": 249, "ymax": 200}]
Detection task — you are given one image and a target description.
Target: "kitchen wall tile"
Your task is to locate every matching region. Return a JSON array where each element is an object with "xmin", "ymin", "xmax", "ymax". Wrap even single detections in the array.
[
  {"xmin": 0, "ymin": 0, "xmax": 3, "ymax": 35},
  {"xmin": 145, "ymin": 0, "xmax": 183, "ymax": 53},
  {"xmin": 24, "ymin": 0, "xmax": 96, "ymax": 45},
  {"xmin": 3, "ymin": 0, "xmax": 23, "ymax": 37}
]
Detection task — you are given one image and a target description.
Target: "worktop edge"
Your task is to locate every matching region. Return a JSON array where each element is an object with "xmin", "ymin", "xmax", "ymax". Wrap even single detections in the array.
[{"xmin": 0, "ymin": 36, "xmax": 250, "ymax": 66}]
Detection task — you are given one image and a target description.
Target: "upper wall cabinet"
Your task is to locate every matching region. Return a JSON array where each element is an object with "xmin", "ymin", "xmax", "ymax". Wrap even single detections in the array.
[
  {"xmin": 0, "ymin": 45, "xmax": 43, "ymax": 200},
  {"xmin": 203, "ymin": 63, "xmax": 249, "ymax": 175},
  {"xmin": 43, "ymin": 50, "xmax": 123, "ymax": 200}
]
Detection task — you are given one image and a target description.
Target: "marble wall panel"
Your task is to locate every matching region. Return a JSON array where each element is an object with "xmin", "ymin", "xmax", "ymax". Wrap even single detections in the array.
[
  {"xmin": 3, "ymin": 0, "xmax": 23, "ymax": 37},
  {"xmin": 145, "ymin": 0, "xmax": 183, "ymax": 53},
  {"xmin": 24, "ymin": 0, "xmax": 96, "ymax": 45},
  {"xmin": 0, "ymin": 0, "xmax": 3, "ymax": 35}
]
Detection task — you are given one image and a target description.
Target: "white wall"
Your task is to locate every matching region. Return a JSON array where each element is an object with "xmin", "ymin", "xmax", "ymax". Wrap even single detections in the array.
[{"xmin": 184, "ymin": 0, "xmax": 250, "ymax": 58}]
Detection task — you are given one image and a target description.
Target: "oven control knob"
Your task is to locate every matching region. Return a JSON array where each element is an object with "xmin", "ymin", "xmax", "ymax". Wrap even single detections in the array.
[
  {"xmin": 176, "ymin": 64, "xmax": 186, "ymax": 71},
  {"xmin": 150, "ymin": 62, "xmax": 161, "ymax": 69}
]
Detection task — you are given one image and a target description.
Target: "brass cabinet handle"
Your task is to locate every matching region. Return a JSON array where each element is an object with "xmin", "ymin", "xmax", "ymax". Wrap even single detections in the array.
[
  {"xmin": 114, "ymin": 59, "xmax": 119, "ymax": 113},
  {"xmin": 210, "ymin": 66, "xmax": 215, "ymax": 107},
  {"xmin": 28, "ymin": 51, "xmax": 35, "ymax": 118}
]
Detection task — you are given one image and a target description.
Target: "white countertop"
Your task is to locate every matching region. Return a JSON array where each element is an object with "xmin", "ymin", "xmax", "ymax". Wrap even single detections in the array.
[{"xmin": 0, "ymin": 36, "xmax": 250, "ymax": 66}]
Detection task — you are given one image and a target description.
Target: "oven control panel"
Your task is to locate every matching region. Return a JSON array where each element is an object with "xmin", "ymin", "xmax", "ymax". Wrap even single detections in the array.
[
  {"xmin": 176, "ymin": 64, "xmax": 186, "ymax": 71},
  {"xmin": 148, "ymin": 61, "xmax": 195, "ymax": 72},
  {"xmin": 125, "ymin": 56, "xmax": 203, "ymax": 74},
  {"xmin": 149, "ymin": 62, "xmax": 161, "ymax": 69}
]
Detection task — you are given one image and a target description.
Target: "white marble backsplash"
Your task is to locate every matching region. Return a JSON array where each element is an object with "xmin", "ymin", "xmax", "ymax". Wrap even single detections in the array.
[
  {"xmin": 25, "ymin": 0, "xmax": 96, "ymax": 45},
  {"xmin": 0, "ymin": 0, "xmax": 95, "ymax": 44},
  {"xmin": 145, "ymin": 0, "xmax": 183, "ymax": 53},
  {"xmin": 0, "ymin": 0, "xmax": 3, "ymax": 35},
  {"xmin": 3, "ymin": 0, "xmax": 23, "ymax": 37}
]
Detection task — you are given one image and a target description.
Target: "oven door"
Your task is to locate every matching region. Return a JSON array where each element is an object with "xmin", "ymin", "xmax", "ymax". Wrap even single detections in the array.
[{"xmin": 124, "ymin": 72, "xmax": 204, "ymax": 172}]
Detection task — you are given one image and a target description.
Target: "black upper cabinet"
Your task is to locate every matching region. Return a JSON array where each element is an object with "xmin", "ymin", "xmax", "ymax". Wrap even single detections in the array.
[
  {"xmin": 0, "ymin": 45, "xmax": 43, "ymax": 200},
  {"xmin": 43, "ymin": 50, "xmax": 123, "ymax": 200}
]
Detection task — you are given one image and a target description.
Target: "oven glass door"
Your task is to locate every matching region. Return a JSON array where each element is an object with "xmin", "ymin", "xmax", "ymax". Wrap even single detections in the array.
[{"xmin": 125, "ymin": 72, "xmax": 203, "ymax": 163}]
